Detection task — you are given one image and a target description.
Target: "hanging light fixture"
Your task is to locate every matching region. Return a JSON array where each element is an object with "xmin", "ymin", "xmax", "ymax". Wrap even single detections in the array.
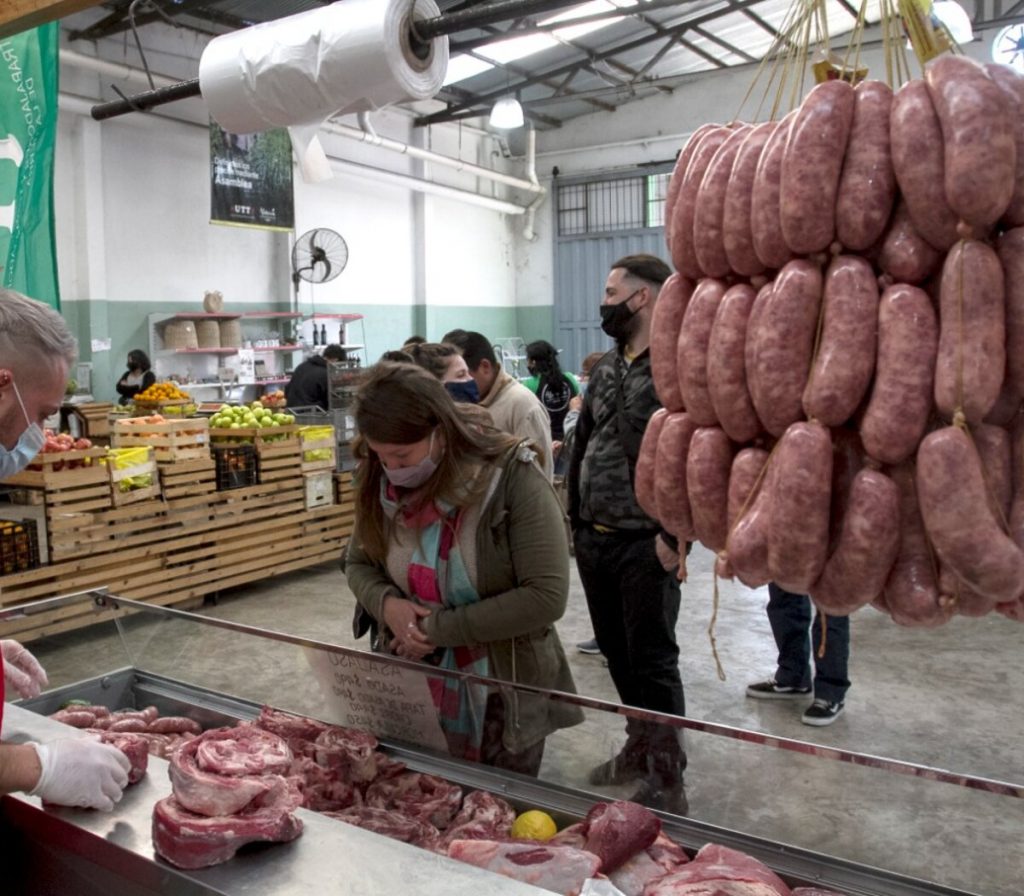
[{"xmin": 489, "ymin": 95, "xmax": 524, "ymax": 129}]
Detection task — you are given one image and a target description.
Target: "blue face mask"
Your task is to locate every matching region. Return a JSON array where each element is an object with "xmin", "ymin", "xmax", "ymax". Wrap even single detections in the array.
[
  {"xmin": 445, "ymin": 380, "xmax": 480, "ymax": 404},
  {"xmin": 0, "ymin": 379, "xmax": 45, "ymax": 479}
]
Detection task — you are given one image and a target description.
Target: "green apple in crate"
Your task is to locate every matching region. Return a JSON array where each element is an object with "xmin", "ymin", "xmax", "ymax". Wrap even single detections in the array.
[{"xmin": 210, "ymin": 404, "xmax": 295, "ymax": 441}]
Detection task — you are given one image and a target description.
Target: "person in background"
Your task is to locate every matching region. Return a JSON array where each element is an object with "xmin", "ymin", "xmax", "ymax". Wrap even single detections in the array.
[
  {"xmin": 567, "ymin": 254, "xmax": 688, "ymax": 814},
  {"xmin": 407, "ymin": 342, "xmax": 480, "ymax": 404},
  {"xmin": 344, "ymin": 362, "xmax": 583, "ymax": 774},
  {"xmin": 115, "ymin": 349, "xmax": 156, "ymax": 403},
  {"xmin": 285, "ymin": 344, "xmax": 347, "ymax": 410},
  {"xmin": 521, "ymin": 340, "xmax": 581, "ymax": 452},
  {"xmin": 0, "ymin": 289, "xmax": 132, "ymax": 810},
  {"xmin": 442, "ymin": 330, "xmax": 553, "ymax": 479},
  {"xmin": 402, "ymin": 335, "xmax": 427, "ymax": 350},
  {"xmin": 746, "ymin": 584, "xmax": 850, "ymax": 726}
]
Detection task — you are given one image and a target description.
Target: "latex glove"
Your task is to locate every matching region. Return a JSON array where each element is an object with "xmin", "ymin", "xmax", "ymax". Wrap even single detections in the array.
[
  {"xmin": 29, "ymin": 738, "xmax": 131, "ymax": 811},
  {"xmin": 1, "ymin": 639, "xmax": 48, "ymax": 699}
]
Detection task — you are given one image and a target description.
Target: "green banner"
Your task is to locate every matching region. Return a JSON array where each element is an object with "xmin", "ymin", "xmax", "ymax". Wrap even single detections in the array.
[{"xmin": 0, "ymin": 24, "xmax": 60, "ymax": 308}]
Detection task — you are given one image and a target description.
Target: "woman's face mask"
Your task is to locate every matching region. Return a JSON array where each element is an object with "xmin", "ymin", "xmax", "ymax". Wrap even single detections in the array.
[
  {"xmin": 381, "ymin": 430, "xmax": 440, "ymax": 490},
  {"xmin": 0, "ymin": 379, "xmax": 45, "ymax": 479}
]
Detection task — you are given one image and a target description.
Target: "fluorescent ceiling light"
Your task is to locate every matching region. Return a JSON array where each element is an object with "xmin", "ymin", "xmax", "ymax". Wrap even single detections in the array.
[
  {"xmin": 489, "ymin": 95, "xmax": 525, "ymax": 128},
  {"xmin": 442, "ymin": 54, "xmax": 494, "ymax": 86}
]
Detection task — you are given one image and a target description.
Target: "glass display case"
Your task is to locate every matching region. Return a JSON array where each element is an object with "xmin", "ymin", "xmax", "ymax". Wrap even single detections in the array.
[{"xmin": 3, "ymin": 591, "xmax": 1018, "ymax": 896}]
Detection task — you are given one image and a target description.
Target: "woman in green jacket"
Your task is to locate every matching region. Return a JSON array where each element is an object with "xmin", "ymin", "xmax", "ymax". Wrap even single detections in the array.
[{"xmin": 345, "ymin": 362, "xmax": 583, "ymax": 776}]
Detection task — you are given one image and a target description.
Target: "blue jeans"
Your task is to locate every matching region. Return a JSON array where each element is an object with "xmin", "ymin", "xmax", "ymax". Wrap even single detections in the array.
[{"xmin": 767, "ymin": 583, "xmax": 850, "ymax": 704}]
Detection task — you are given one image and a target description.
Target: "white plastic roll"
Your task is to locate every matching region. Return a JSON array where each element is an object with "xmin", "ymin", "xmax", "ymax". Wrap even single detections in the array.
[{"xmin": 199, "ymin": 0, "xmax": 448, "ymax": 135}]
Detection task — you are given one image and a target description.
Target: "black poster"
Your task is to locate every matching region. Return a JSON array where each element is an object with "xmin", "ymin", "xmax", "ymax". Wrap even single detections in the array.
[{"xmin": 210, "ymin": 122, "xmax": 294, "ymax": 231}]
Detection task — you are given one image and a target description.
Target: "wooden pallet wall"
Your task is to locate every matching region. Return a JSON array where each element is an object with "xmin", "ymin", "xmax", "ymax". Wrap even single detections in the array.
[{"xmin": 0, "ymin": 472, "xmax": 354, "ymax": 643}]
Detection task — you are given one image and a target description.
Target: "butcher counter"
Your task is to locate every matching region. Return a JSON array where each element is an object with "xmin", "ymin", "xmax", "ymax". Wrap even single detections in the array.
[{"xmin": 2, "ymin": 592, "xmax": 1018, "ymax": 896}]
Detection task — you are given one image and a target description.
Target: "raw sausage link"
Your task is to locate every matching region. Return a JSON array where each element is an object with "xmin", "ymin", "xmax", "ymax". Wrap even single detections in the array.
[
  {"xmin": 983, "ymin": 380, "xmax": 1022, "ymax": 426},
  {"xmin": 727, "ymin": 447, "xmax": 769, "ymax": 533},
  {"xmin": 828, "ymin": 427, "xmax": 867, "ymax": 551},
  {"xmin": 707, "ymin": 283, "xmax": 760, "ymax": 442},
  {"xmin": 984, "ymin": 63, "xmax": 1024, "ymax": 227},
  {"xmin": 890, "ymin": 79, "xmax": 960, "ymax": 251},
  {"xmin": 649, "ymin": 273, "xmax": 693, "ymax": 412},
  {"xmin": 723, "ymin": 122, "xmax": 775, "ymax": 277},
  {"xmin": 934, "ymin": 240, "xmax": 1005, "ymax": 424},
  {"xmin": 671, "ymin": 127, "xmax": 729, "ymax": 278},
  {"xmin": 767, "ymin": 421, "xmax": 833, "ymax": 592},
  {"xmin": 916, "ymin": 425, "xmax": 1024, "ymax": 605},
  {"xmin": 972, "ymin": 423, "xmax": 1013, "ymax": 524},
  {"xmin": 746, "ymin": 260, "xmax": 822, "ymax": 437},
  {"xmin": 148, "ymin": 716, "xmax": 203, "ymax": 735},
  {"xmin": 743, "ymin": 281, "xmax": 773, "ymax": 419},
  {"xmin": 665, "ymin": 123, "xmax": 719, "ymax": 252},
  {"xmin": 882, "ymin": 462, "xmax": 953, "ymax": 627},
  {"xmin": 677, "ymin": 278, "xmax": 726, "ymax": 426},
  {"xmin": 810, "ymin": 468, "xmax": 900, "ymax": 615},
  {"xmin": 997, "ymin": 227, "xmax": 1024, "ymax": 397},
  {"xmin": 877, "ymin": 200, "xmax": 942, "ymax": 284},
  {"xmin": 836, "ymin": 80, "xmax": 896, "ymax": 251},
  {"xmin": 751, "ymin": 112, "xmax": 797, "ymax": 270},
  {"xmin": 636, "ymin": 408, "xmax": 669, "ymax": 520},
  {"xmin": 653, "ymin": 412, "xmax": 697, "ymax": 540},
  {"xmin": 938, "ymin": 563, "xmax": 998, "ymax": 617},
  {"xmin": 860, "ymin": 284, "xmax": 938, "ymax": 465},
  {"xmin": 925, "ymin": 55, "xmax": 1016, "ymax": 235},
  {"xmin": 723, "ymin": 452, "xmax": 774, "ymax": 588},
  {"xmin": 693, "ymin": 125, "xmax": 752, "ymax": 278},
  {"xmin": 780, "ymin": 80, "xmax": 855, "ymax": 254},
  {"xmin": 802, "ymin": 255, "xmax": 879, "ymax": 426},
  {"xmin": 686, "ymin": 426, "xmax": 733, "ymax": 552}
]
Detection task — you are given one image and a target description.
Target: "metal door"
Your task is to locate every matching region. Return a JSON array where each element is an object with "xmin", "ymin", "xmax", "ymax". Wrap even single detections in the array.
[{"xmin": 552, "ymin": 168, "xmax": 672, "ymax": 375}]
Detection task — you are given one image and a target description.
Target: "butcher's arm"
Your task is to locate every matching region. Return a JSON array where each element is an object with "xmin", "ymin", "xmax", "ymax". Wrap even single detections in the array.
[
  {"xmin": 423, "ymin": 462, "xmax": 568, "ymax": 647},
  {"xmin": 0, "ymin": 742, "xmax": 42, "ymax": 795}
]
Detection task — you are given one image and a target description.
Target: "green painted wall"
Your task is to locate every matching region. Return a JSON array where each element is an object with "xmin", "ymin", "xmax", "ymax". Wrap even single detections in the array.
[{"xmin": 62, "ymin": 298, "xmax": 556, "ymax": 402}]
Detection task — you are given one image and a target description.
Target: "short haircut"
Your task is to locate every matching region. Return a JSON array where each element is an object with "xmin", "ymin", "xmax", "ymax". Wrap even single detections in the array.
[
  {"xmin": 0, "ymin": 289, "xmax": 77, "ymax": 374},
  {"xmin": 402, "ymin": 335, "xmax": 426, "ymax": 348},
  {"xmin": 322, "ymin": 344, "xmax": 347, "ymax": 361},
  {"xmin": 444, "ymin": 330, "xmax": 496, "ymax": 372},
  {"xmin": 380, "ymin": 349, "xmax": 414, "ymax": 364},
  {"xmin": 610, "ymin": 253, "xmax": 671, "ymax": 286}
]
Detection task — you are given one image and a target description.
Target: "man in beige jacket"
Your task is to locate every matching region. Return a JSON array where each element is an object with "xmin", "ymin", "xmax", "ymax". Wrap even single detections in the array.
[{"xmin": 443, "ymin": 331, "xmax": 553, "ymax": 480}]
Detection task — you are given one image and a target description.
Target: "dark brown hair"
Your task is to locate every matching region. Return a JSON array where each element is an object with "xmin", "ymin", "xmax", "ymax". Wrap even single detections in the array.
[
  {"xmin": 352, "ymin": 362, "xmax": 519, "ymax": 562},
  {"xmin": 407, "ymin": 342, "xmax": 460, "ymax": 381},
  {"xmin": 610, "ymin": 253, "xmax": 671, "ymax": 286}
]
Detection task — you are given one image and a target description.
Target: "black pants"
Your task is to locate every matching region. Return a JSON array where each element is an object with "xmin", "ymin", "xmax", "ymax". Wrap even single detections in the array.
[
  {"xmin": 573, "ymin": 526, "xmax": 687, "ymax": 775},
  {"xmin": 768, "ymin": 583, "xmax": 851, "ymax": 704}
]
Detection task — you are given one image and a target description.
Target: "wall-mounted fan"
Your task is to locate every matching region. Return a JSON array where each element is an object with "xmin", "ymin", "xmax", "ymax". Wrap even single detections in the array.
[{"xmin": 291, "ymin": 228, "xmax": 348, "ymax": 299}]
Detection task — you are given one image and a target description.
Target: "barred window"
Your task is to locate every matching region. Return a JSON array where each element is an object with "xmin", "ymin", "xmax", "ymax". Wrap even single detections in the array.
[{"xmin": 557, "ymin": 173, "xmax": 671, "ymax": 236}]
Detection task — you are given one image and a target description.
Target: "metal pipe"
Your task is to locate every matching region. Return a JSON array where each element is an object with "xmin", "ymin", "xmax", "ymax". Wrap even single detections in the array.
[{"xmin": 522, "ymin": 126, "xmax": 547, "ymax": 242}]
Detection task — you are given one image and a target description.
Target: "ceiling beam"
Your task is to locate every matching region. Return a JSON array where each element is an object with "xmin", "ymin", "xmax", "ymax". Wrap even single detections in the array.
[
  {"xmin": 0, "ymin": 0, "xmax": 102, "ymax": 38},
  {"xmin": 67, "ymin": 0, "xmax": 244, "ymax": 41}
]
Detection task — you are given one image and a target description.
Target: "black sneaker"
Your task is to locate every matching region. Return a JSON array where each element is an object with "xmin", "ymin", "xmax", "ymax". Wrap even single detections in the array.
[
  {"xmin": 630, "ymin": 777, "xmax": 689, "ymax": 816},
  {"xmin": 576, "ymin": 638, "xmax": 602, "ymax": 655},
  {"xmin": 745, "ymin": 678, "xmax": 812, "ymax": 700},
  {"xmin": 802, "ymin": 699, "xmax": 845, "ymax": 726},
  {"xmin": 588, "ymin": 750, "xmax": 647, "ymax": 786}
]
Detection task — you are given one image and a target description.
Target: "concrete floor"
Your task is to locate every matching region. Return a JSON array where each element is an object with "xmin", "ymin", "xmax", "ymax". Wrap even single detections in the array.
[{"xmin": 20, "ymin": 545, "xmax": 1024, "ymax": 895}]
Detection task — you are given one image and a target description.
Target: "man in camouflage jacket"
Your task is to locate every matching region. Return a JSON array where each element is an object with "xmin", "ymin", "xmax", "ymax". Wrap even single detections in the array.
[{"xmin": 567, "ymin": 253, "xmax": 688, "ymax": 815}]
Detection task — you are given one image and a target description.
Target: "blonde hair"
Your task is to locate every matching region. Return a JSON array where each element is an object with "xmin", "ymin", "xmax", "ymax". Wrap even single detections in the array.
[{"xmin": 0, "ymin": 290, "xmax": 77, "ymax": 375}]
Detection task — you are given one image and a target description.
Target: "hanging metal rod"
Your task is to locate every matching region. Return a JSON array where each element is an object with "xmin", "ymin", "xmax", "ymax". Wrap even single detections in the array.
[{"xmin": 90, "ymin": 0, "xmax": 600, "ymax": 121}]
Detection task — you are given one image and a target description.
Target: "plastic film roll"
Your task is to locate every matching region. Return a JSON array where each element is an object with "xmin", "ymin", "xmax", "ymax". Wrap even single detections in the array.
[{"xmin": 198, "ymin": 0, "xmax": 448, "ymax": 135}]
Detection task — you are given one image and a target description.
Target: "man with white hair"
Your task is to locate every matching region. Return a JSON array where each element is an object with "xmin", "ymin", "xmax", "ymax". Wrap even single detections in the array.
[{"xmin": 0, "ymin": 289, "xmax": 132, "ymax": 810}]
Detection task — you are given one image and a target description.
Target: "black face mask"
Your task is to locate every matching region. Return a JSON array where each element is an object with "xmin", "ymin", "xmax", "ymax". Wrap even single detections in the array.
[
  {"xmin": 600, "ymin": 298, "xmax": 638, "ymax": 342},
  {"xmin": 445, "ymin": 380, "xmax": 480, "ymax": 404}
]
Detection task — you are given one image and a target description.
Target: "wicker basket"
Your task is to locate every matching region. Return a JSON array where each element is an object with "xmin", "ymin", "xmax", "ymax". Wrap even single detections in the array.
[
  {"xmin": 219, "ymin": 319, "xmax": 242, "ymax": 348},
  {"xmin": 164, "ymin": 320, "xmax": 198, "ymax": 350},
  {"xmin": 203, "ymin": 290, "xmax": 224, "ymax": 312},
  {"xmin": 196, "ymin": 319, "xmax": 221, "ymax": 349}
]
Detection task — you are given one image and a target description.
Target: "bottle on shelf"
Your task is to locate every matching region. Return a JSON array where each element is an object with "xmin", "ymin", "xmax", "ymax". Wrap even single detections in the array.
[
  {"xmin": 320, "ymin": 324, "xmax": 328, "ymax": 345},
  {"xmin": 339, "ymin": 322, "xmax": 346, "ymax": 346},
  {"xmin": 312, "ymin": 324, "xmax": 320, "ymax": 346}
]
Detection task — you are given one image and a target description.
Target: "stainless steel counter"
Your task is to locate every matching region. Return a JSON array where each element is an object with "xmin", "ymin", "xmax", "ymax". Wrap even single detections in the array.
[{"xmin": 1, "ymin": 704, "xmax": 552, "ymax": 896}]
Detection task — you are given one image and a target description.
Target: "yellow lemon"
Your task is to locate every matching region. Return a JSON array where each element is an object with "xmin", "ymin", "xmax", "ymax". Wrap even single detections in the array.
[{"xmin": 510, "ymin": 810, "xmax": 558, "ymax": 841}]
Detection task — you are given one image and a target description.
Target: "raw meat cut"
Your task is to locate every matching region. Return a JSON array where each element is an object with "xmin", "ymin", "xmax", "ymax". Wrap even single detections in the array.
[
  {"xmin": 584, "ymin": 800, "xmax": 661, "ymax": 872},
  {"xmin": 365, "ymin": 771, "xmax": 463, "ymax": 830},
  {"xmin": 644, "ymin": 843, "xmax": 792, "ymax": 896},
  {"xmin": 609, "ymin": 831, "xmax": 691, "ymax": 896},
  {"xmin": 442, "ymin": 790, "xmax": 515, "ymax": 845},
  {"xmin": 313, "ymin": 725, "xmax": 381, "ymax": 782},
  {"xmin": 448, "ymin": 839, "xmax": 601, "ymax": 896},
  {"xmin": 152, "ymin": 777, "xmax": 303, "ymax": 870},
  {"xmin": 96, "ymin": 732, "xmax": 149, "ymax": 784},
  {"xmin": 548, "ymin": 822, "xmax": 588, "ymax": 849},
  {"xmin": 255, "ymin": 704, "xmax": 328, "ymax": 750},
  {"xmin": 169, "ymin": 725, "xmax": 293, "ymax": 817},
  {"xmin": 325, "ymin": 805, "xmax": 442, "ymax": 851},
  {"xmin": 288, "ymin": 755, "xmax": 363, "ymax": 812}
]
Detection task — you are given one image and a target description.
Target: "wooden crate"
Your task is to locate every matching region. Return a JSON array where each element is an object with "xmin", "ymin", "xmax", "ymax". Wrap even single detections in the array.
[
  {"xmin": 113, "ymin": 416, "xmax": 210, "ymax": 461},
  {"xmin": 71, "ymin": 402, "xmax": 115, "ymax": 438},
  {"xmin": 299, "ymin": 426, "xmax": 336, "ymax": 473},
  {"xmin": 131, "ymin": 398, "xmax": 196, "ymax": 417},
  {"xmin": 107, "ymin": 447, "xmax": 161, "ymax": 506},
  {"xmin": 257, "ymin": 436, "xmax": 302, "ymax": 484},
  {"xmin": 160, "ymin": 456, "xmax": 216, "ymax": 501},
  {"xmin": 209, "ymin": 424, "xmax": 299, "ymax": 446},
  {"xmin": 3, "ymin": 449, "xmax": 113, "ymax": 516},
  {"xmin": 303, "ymin": 470, "xmax": 334, "ymax": 509}
]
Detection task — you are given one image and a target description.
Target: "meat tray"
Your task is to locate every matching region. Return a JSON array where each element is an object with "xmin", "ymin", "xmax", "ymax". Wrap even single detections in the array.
[{"xmin": 1, "ymin": 592, "xmax": 1013, "ymax": 896}]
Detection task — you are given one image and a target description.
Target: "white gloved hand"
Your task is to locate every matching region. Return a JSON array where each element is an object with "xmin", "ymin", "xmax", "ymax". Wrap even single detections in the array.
[
  {"xmin": 29, "ymin": 738, "xmax": 131, "ymax": 811},
  {"xmin": 1, "ymin": 639, "xmax": 48, "ymax": 699}
]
